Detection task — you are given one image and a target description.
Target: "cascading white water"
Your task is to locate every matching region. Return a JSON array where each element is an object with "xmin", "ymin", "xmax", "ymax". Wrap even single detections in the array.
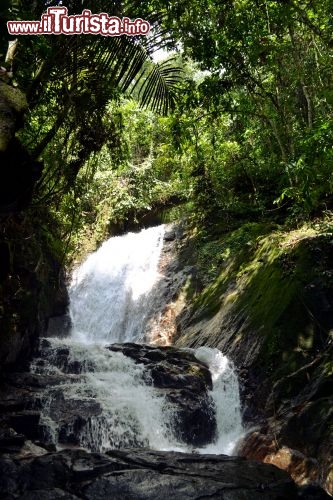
[
  {"xmin": 194, "ymin": 347, "xmax": 243, "ymax": 455},
  {"xmin": 34, "ymin": 225, "xmax": 244, "ymax": 454},
  {"xmin": 69, "ymin": 225, "xmax": 165, "ymax": 343},
  {"xmin": 31, "ymin": 338, "xmax": 176, "ymax": 451}
]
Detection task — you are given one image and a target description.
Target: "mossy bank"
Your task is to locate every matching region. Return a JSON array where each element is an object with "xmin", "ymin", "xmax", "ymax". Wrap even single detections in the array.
[{"xmin": 174, "ymin": 218, "xmax": 333, "ymax": 494}]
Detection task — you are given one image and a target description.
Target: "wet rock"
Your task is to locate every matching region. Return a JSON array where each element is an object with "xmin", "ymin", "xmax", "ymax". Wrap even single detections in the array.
[
  {"xmin": 108, "ymin": 343, "xmax": 212, "ymax": 389},
  {"xmin": 48, "ymin": 392, "xmax": 101, "ymax": 424},
  {"xmin": 108, "ymin": 343, "xmax": 216, "ymax": 446},
  {"xmin": 164, "ymin": 228, "xmax": 176, "ymax": 241},
  {"xmin": 5, "ymin": 371, "xmax": 72, "ymax": 389},
  {"xmin": 17, "ymin": 439, "xmax": 49, "ymax": 458},
  {"xmin": 0, "ymin": 373, "xmax": 100, "ymax": 449},
  {"xmin": 34, "ymin": 342, "xmax": 94, "ymax": 374},
  {"xmin": 0, "ymin": 448, "xmax": 302, "ymax": 499},
  {"xmin": 47, "ymin": 314, "xmax": 72, "ymax": 338},
  {"xmin": 175, "ymin": 231, "xmax": 333, "ymax": 494},
  {"xmin": 0, "ymin": 342, "xmax": 216, "ymax": 450},
  {"xmin": 0, "ymin": 383, "xmax": 30, "ymax": 413},
  {"xmin": 166, "ymin": 387, "xmax": 215, "ymax": 446},
  {"xmin": 48, "ymin": 391, "xmax": 102, "ymax": 446},
  {"xmin": 0, "ymin": 424, "xmax": 25, "ymax": 452},
  {"xmin": 1, "ymin": 412, "xmax": 40, "ymax": 441}
]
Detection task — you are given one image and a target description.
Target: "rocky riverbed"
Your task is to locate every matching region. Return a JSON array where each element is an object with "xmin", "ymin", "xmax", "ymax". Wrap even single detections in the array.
[
  {"xmin": 0, "ymin": 341, "xmax": 330, "ymax": 499},
  {"xmin": 0, "ymin": 447, "xmax": 318, "ymax": 499},
  {"xmin": 0, "ymin": 342, "xmax": 217, "ymax": 452}
]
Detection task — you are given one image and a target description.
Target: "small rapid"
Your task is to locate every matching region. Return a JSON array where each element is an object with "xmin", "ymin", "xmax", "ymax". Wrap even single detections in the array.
[
  {"xmin": 194, "ymin": 347, "xmax": 243, "ymax": 455},
  {"xmin": 32, "ymin": 225, "xmax": 244, "ymax": 455},
  {"xmin": 31, "ymin": 338, "xmax": 176, "ymax": 451}
]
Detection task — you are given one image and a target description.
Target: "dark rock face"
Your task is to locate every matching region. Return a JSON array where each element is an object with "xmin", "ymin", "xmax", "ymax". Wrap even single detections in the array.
[
  {"xmin": 0, "ymin": 425, "xmax": 25, "ymax": 453},
  {"xmin": 108, "ymin": 343, "xmax": 212, "ymax": 390},
  {"xmin": 0, "ymin": 217, "xmax": 69, "ymax": 372},
  {"xmin": 0, "ymin": 448, "xmax": 307, "ymax": 500},
  {"xmin": 0, "ymin": 345, "xmax": 101, "ymax": 449},
  {"xmin": 0, "ymin": 137, "xmax": 43, "ymax": 211},
  {"xmin": 46, "ymin": 314, "xmax": 72, "ymax": 338},
  {"xmin": 108, "ymin": 343, "xmax": 216, "ymax": 446}
]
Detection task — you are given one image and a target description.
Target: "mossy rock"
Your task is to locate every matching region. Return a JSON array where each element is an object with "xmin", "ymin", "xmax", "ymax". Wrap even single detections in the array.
[
  {"xmin": 0, "ymin": 81, "xmax": 27, "ymax": 152},
  {"xmin": 0, "ymin": 81, "xmax": 27, "ymax": 113},
  {"xmin": 178, "ymin": 224, "xmax": 333, "ymax": 378}
]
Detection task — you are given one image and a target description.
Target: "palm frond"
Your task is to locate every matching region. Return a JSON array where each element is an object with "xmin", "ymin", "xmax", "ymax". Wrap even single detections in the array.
[{"xmin": 137, "ymin": 59, "xmax": 183, "ymax": 114}]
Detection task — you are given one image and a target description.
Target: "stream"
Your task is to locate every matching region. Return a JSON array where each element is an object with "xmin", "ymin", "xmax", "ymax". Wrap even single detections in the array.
[{"xmin": 31, "ymin": 225, "xmax": 244, "ymax": 455}]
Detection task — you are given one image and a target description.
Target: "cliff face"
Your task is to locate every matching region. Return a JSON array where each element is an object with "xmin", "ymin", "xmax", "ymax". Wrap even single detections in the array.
[
  {"xmin": 0, "ymin": 214, "xmax": 69, "ymax": 371},
  {"xmin": 173, "ymin": 222, "xmax": 333, "ymax": 495},
  {"xmin": 0, "ymin": 80, "xmax": 68, "ymax": 371}
]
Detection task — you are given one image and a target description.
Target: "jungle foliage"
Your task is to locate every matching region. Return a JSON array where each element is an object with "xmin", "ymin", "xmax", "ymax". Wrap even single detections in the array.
[
  {"xmin": 157, "ymin": 0, "xmax": 333, "ymax": 220},
  {"xmin": 1, "ymin": 0, "xmax": 333, "ymax": 258}
]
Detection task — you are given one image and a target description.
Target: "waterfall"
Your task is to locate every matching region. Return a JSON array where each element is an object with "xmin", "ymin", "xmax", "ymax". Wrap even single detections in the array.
[
  {"xmin": 32, "ymin": 225, "xmax": 244, "ymax": 454},
  {"xmin": 194, "ymin": 347, "xmax": 243, "ymax": 455},
  {"xmin": 31, "ymin": 338, "xmax": 176, "ymax": 451},
  {"xmin": 69, "ymin": 225, "xmax": 165, "ymax": 343}
]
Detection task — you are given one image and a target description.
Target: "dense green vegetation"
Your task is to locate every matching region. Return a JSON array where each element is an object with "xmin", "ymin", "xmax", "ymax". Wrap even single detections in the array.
[
  {"xmin": 1, "ymin": 1, "xmax": 332, "ymax": 353},
  {"xmin": 1, "ymin": 0, "xmax": 332, "ymax": 260},
  {"xmin": 1, "ymin": 0, "xmax": 183, "ymax": 256},
  {"xmin": 0, "ymin": 0, "xmax": 332, "ymax": 333}
]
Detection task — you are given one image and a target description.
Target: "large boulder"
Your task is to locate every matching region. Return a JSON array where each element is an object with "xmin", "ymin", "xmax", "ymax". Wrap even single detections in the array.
[{"xmin": 108, "ymin": 343, "xmax": 216, "ymax": 446}]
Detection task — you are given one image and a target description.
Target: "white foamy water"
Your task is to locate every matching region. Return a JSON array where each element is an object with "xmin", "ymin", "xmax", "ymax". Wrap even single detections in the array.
[
  {"xmin": 33, "ymin": 225, "xmax": 244, "ymax": 455},
  {"xmin": 194, "ymin": 347, "xmax": 244, "ymax": 454},
  {"xmin": 31, "ymin": 337, "xmax": 176, "ymax": 451},
  {"xmin": 69, "ymin": 225, "xmax": 165, "ymax": 343}
]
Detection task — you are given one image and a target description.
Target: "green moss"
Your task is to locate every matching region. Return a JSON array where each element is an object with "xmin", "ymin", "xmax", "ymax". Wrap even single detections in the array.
[
  {"xmin": 0, "ymin": 81, "xmax": 27, "ymax": 113},
  {"xmin": 189, "ymin": 222, "xmax": 277, "ymax": 319},
  {"xmin": 184, "ymin": 221, "xmax": 333, "ymax": 378},
  {"xmin": 0, "ymin": 82, "xmax": 27, "ymax": 151}
]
